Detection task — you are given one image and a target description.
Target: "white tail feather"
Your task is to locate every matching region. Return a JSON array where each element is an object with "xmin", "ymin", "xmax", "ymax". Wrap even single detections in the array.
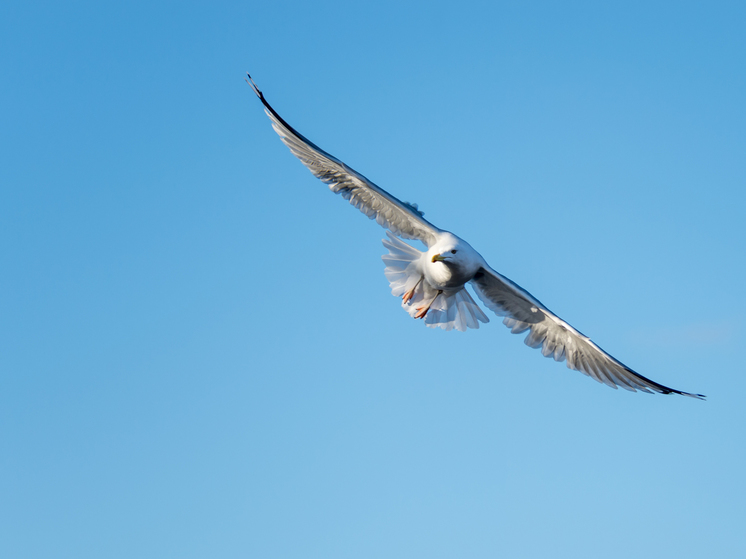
[
  {"xmin": 418, "ymin": 288, "xmax": 490, "ymax": 331},
  {"xmin": 381, "ymin": 231, "xmax": 422, "ymax": 298},
  {"xmin": 381, "ymin": 233, "xmax": 489, "ymax": 332}
]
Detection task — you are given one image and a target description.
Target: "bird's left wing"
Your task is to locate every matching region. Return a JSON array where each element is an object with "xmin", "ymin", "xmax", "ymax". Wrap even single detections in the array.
[
  {"xmin": 247, "ymin": 74, "xmax": 440, "ymax": 247},
  {"xmin": 470, "ymin": 265, "xmax": 705, "ymax": 399}
]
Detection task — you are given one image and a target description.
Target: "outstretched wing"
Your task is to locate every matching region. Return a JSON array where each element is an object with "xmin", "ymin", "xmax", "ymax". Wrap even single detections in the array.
[
  {"xmin": 247, "ymin": 74, "xmax": 441, "ymax": 247},
  {"xmin": 470, "ymin": 266, "xmax": 705, "ymax": 399}
]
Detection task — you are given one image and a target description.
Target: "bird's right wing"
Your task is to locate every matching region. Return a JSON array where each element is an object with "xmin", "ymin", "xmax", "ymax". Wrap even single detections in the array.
[
  {"xmin": 247, "ymin": 74, "xmax": 441, "ymax": 247},
  {"xmin": 470, "ymin": 265, "xmax": 705, "ymax": 399}
]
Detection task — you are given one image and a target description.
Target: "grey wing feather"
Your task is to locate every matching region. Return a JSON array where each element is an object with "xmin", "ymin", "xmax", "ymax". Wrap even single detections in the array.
[
  {"xmin": 247, "ymin": 75, "xmax": 440, "ymax": 247},
  {"xmin": 470, "ymin": 266, "xmax": 705, "ymax": 399}
]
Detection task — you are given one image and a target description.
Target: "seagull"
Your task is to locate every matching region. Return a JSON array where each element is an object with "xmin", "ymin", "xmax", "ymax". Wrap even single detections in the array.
[{"xmin": 246, "ymin": 73, "xmax": 704, "ymax": 399}]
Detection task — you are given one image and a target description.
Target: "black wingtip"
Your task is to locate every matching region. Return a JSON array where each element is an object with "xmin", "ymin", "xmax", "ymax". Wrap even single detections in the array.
[
  {"xmin": 674, "ymin": 389, "xmax": 706, "ymax": 400},
  {"xmin": 619, "ymin": 363, "xmax": 706, "ymax": 400},
  {"xmin": 245, "ymin": 72, "xmax": 263, "ymax": 99},
  {"xmin": 244, "ymin": 72, "xmax": 284, "ymax": 120}
]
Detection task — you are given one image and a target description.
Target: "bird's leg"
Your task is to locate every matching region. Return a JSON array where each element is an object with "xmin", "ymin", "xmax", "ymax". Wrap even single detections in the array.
[
  {"xmin": 414, "ymin": 290, "xmax": 443, "ymax": 319},
  {"xmin": 402, "ymin": 277, "xmax": 424, "ymax": 304}
]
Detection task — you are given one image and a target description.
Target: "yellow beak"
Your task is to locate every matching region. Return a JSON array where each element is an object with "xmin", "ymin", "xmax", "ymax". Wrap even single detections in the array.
[{"xmin": 431, "ymin": 254, "xmax": 446, "ymax": 263}]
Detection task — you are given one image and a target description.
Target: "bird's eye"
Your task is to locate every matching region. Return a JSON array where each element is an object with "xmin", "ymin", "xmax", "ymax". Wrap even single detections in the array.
[{"xmin": 451, "ymin": 250, "xmax": 457, "ymax": 254}]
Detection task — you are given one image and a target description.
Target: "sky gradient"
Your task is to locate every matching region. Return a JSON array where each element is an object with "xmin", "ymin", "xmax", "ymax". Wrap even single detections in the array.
[{"xmin": 2, "ymin": 1, "xmax": 745, "ymax": 557}]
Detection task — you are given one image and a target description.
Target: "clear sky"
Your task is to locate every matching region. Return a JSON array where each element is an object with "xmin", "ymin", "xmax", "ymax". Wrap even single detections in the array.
[{"xmin": 2, "ymin": 1, "xmax": 745, "ymax": 557}]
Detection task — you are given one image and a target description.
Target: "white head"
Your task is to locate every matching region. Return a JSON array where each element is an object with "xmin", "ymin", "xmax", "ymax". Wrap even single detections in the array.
[{"xmin": 428, "ymin": 233, "xmax": 482, "ymax": 282}]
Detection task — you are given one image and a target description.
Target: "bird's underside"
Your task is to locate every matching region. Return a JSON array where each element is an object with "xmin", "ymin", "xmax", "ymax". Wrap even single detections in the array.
[{"xmin": 247, "ymin": 73, "xmax": 705, "ymax": 400}]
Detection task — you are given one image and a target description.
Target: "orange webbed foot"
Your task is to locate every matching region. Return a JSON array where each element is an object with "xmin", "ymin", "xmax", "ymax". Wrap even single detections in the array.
[
  {"xmin": 413, "ymin": 290, "xmax": 442, "ymax": 320},
  {"xmin": 402, "ymin": 277, "xmax": 423, "ymax": 305},
  {"xmin": 414, "ymin": 306, "xmax": 428, "ymax": 319}
]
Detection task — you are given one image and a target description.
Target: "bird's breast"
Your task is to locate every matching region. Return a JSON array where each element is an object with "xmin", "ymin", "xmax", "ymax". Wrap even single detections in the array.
[{"xmin": 423, "ymin": 260, "xmax": 474, "ymax": 290}]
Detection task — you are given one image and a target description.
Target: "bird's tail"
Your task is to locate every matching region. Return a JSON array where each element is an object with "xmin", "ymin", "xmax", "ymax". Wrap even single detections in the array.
[{"xmin": 381, "ymin": 232, "xmax": 423, "ymax": 298}]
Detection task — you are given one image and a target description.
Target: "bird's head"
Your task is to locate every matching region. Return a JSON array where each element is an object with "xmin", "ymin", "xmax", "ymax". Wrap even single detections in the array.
[
  {"xmin": 428, "ymin": 234, "xmax": 483, "ymax": 280},
  {"xmin": 431, "ymin": 248, "xmax": 459, "ymax": 264}
]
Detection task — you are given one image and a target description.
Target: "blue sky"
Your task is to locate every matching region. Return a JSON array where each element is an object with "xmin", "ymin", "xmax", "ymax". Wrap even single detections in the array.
[{"xmin": 2, "ymin": 1, "xmax": 745, "ymax": 557}]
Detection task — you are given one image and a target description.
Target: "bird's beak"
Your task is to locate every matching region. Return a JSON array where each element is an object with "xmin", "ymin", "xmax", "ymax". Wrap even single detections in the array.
[{"xmin": 431, "ymin": 254, "xmax": 446, "ymax": 263}]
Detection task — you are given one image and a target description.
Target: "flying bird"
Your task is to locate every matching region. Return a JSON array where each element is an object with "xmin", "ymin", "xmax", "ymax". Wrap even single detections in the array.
[{"xmin": 246, "ymin": 73, "xmax": 704, "ymax": 399}]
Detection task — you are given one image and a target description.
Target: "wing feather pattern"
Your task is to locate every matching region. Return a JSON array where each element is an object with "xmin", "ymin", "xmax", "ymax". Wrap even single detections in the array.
[
  {"xmin": 470, "ymin": 266, "xmax": 705, "ymax": 399},
  {"xmin": 247, "ymin": 74, "xmax": 440, "ymax": 247}
]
